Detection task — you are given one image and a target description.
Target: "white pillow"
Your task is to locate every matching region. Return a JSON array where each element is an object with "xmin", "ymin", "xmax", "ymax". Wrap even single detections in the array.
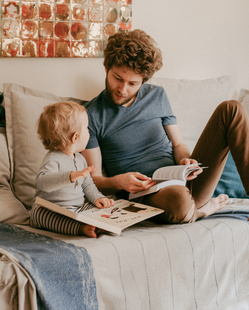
[
  {"xmin": 149, "ymin": 76, "xmax": 232, "ymax": 152},
  {"xmin": 239, "ymin": 88, "xmax": 249, "ymax": 114},
  {"xmin": 3, "ymin": 79, "xmax": 231, "ymax": 208},
  {"xmin": 4, "ymin": 83, "xmax": 86, "ymax": 208}
]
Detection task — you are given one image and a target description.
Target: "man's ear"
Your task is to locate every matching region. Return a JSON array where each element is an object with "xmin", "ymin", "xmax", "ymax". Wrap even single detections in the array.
[{"xmin": 72, "ymin": 132, "xmax": 79, "ymax": 144}]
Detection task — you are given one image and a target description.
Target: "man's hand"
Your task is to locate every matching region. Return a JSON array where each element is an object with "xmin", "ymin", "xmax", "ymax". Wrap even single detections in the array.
[
  {"xmin": 179, "ymin": 158, "xmax": 203, "ymax": 180},
  {"xmin": 114, "ymin": 172, "xmax": 156, "ymax": 194},
  {"xmin": 70, "ymin": 166, "xmax": 95, "ymax": 183}
]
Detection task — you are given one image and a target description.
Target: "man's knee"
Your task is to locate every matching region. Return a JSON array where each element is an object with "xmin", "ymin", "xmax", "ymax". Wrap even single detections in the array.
[
  {"xmin": 218, "ymin": 100, "xmax": 242, "ymax": 114},
  {"xmin": 151, "ymin": 186, "xmax": 195, "ymax": 224},
  {"xmin": 216, "ymin": 100, "xmax": 248, "ymax": 129}
]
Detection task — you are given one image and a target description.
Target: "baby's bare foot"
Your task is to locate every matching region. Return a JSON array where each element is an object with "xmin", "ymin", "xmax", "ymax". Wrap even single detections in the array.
[
  {"xmin": 197, "ymin": 194, "xmax": 229, "ymax": 218},
  {"xmin": 79, "ymin": 224, "xmax": 97, "ymax": 238}
]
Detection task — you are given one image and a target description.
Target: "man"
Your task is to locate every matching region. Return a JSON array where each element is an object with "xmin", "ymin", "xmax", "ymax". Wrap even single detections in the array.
[{"xmin": 83, "ymin": 29, "xmax": 249, "ymax": 224}]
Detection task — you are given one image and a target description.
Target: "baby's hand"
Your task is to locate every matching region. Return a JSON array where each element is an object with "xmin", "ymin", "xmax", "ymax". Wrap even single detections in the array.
[
  {"xmin": 95, "ymin": 197, "xmax": 115, "ymax": 209},
  {"xmin": 70, "ymin": 165, "xmax": 94, "ymax": 183}
]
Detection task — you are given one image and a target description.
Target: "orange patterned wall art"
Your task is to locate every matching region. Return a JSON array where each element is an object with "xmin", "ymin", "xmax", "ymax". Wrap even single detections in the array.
[{"xmin": 0, "ymin": 0, "xmax": 132, "ymax": 57}]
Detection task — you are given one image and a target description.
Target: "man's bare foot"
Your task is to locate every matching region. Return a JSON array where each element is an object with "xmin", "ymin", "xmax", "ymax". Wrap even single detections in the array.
[
  {"xmin": 78, "ymin": 224, "xmax": 97, "ymax": 238},
  {"xmin": 197, "ymin": 194, "xmax": 229, "ymax": 218}
]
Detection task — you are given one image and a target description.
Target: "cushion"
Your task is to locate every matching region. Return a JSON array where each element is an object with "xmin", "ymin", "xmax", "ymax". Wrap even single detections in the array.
[
  {"xmin": 213, "ymin": 152, "xmax": 248, "ymax": 198},
  {"xmin": 239, "ymin": 88, "xmax": 249, "ymax": 110},
  {"xmin": 1, "ymin": 79, "xmax": 234, "ymax": 210},
  {"xmin": 0, "ymin": 93, "xmax": 5, "ymax": 128},
  {"xmin": 149, "ymin": 75, "xmax": 232, "ymax": 152},
  {"xmin": 0, "ymin": 128, "xmax": 30, "ymax": 224},
  {"xmin": 4, "ymin": 83, "xmax": 87, "ymax": 208},
  {"xmin": 213, "ymin": 88, "xmax": 249, "ymax": 198},
  {"xmin": 148, "ymin": 76, "xmax": 249, "ymax": 199}
]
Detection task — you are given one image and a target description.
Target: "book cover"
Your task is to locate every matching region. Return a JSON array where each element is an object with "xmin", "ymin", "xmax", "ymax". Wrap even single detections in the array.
[
  {"xmin": 129, "ymin": 179, "xmax": 185, "ymax": 200},
  {"xmin": 35, "ymin": 197, "xmax": 164, "ymax": 235}
]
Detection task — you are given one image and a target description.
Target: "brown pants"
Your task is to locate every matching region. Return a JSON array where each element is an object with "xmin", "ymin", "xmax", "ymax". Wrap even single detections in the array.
[{"xmin": 141, "ymin": 100, "xmax": 249, "ymax": 224}]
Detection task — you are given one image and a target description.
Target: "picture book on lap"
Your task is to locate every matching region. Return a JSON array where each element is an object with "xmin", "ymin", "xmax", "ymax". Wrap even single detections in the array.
[{"xmin": 35, "ymin": 197, "xmax": 164, "ymax": 235}]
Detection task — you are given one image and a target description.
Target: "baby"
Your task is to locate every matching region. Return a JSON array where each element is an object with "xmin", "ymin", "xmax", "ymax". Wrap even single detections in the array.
[{"xmin": 30, "ymin": 101, "xmax": 114, "ymax": 238}]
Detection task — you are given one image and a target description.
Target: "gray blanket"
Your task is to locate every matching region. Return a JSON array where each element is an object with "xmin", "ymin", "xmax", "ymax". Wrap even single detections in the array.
[{"xmin": 0, "ymin": 223, "xmax": 98, "ymax": 310}]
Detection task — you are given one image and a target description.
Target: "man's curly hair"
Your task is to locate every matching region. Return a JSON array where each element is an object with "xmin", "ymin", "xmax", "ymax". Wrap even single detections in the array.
[{"xmin": 104, "ymin": 29, "xmax": 163, "ymax": 83}]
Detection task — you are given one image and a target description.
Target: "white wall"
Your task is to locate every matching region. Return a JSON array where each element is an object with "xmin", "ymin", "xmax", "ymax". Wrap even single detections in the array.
[{"xmin": 1, "ymin": 0, "xmax": 249, "ymax": 99}]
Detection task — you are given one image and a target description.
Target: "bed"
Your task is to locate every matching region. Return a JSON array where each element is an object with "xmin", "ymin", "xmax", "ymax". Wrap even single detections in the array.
[{"xmin": 1, "ymin": 78, "xmax": 249, "ymax": 310}]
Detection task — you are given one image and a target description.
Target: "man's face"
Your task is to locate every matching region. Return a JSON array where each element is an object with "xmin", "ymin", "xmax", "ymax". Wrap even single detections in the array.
[
  {"xmin": 105, "ymin": 66, "xmax": 143, "ymax": 107},
  {"xmin": 78, "ymin": 111, "xmax": 90, "ymax": 151}
]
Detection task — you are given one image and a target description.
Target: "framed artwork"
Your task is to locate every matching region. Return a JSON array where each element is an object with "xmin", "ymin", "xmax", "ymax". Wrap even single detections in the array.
[{"xmin": 0, "ymin": 0, "xmax": 132, "ymax": 57}]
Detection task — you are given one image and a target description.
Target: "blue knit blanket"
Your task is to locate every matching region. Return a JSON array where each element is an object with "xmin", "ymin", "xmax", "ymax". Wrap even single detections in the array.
[
  {"xmin": 0, "ymin": 223, "xmax": 98, "ymax": 310},
  {"xmin": 205, "ymin": 209, "xmax": 249, "ymax": 221}
]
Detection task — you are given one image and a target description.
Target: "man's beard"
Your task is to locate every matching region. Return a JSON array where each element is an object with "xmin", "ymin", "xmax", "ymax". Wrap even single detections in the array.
[{"xmin": 105, "ymin": 78, "xmax": 138, "ymax": 106}]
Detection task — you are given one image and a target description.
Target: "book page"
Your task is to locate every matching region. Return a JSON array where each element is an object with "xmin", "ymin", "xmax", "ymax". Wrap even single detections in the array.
[
  {"xmin": 152, "ymin": 164, "xmax": 202, "ymax": 181},
  {"xmin": 129, "ymin": 179, "xmax": 185, "ymax": 199},
  {"xmin": 73, "ymin": 200, "xmax": 164, "ymax": 234}
]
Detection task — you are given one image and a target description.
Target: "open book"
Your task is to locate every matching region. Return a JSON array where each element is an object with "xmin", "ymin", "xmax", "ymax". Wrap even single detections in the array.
[
  {"xmin": 35, "ymin": 197, "xmax": 164, "ymax": 235},
  {"xmin": 129, "ymin": 163, "xmax": 207, "ymax": 200}
]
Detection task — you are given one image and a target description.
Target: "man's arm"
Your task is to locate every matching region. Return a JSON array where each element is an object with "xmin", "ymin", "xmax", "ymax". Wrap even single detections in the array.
[
  {"xmin": 82, "ymin": 147, "xmax": 155, "ymax": 195},
  {"xmin": 82, "ymin": 147, "xmax": 118, "ymax": 194},
  {"xmin": 164, "ymin": 124, "xmax": 192, "ymax": 164},
  {"xmin": 164, "ymin": 124, "xmax": 202, "ymax": 180}
]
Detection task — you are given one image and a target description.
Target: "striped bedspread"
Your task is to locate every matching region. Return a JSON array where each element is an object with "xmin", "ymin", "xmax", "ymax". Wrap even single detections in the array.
[{"xmin": 1, "ymin": 198, "xmax": 249, "ymax": 310}]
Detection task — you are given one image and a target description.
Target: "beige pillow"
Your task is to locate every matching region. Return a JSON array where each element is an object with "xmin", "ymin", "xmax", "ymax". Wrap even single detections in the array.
[
  {"xmin": 0, "ymin": 128, "xmax": 29, "ymax": 224},
  {"xmin": 0, "ymin": 129, "xmax": 10, "ymax": 188},
  {"xmin": 3, "ymin": 79, "xmax": 231, "ymax": 208},
  {"xmin": 4, "ymin": 83, "xmax": 86, "ymax": 208},
  {"xmin": 239, "ymin": 88, "xmax": 249, "ymax": 114},
  {"xmin": 149, "ymin": 76, "xmax": 232, "ymax": 152}
]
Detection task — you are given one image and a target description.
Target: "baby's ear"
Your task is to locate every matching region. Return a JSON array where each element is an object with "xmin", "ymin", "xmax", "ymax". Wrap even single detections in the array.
[{"xmin": 72, "ymin": 132, "xmax": 79, "ymax": 143}]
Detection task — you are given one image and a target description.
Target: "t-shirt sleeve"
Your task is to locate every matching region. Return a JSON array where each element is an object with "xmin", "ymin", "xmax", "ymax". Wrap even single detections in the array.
[
  {"xmin": 160, "ymin": 87, "xmax": 177, "ymax": 126},
  {"xmin": 86, "ymin": 110, "xmax": 99, "ymax": 149}
]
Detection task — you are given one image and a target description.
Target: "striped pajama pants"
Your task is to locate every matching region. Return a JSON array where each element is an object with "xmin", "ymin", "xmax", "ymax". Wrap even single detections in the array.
[{"xmin": 30, "ymin": 204, "xmax": 81, "ymax": 235}]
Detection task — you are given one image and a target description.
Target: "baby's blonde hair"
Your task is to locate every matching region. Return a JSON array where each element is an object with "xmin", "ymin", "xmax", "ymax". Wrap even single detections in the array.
[{"xmin": 37, "ymin": 101, "xmax": 86, "ymax": 151}]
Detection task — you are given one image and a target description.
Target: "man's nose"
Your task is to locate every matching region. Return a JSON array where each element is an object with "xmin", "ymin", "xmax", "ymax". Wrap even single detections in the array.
[{"xmin": 118, "ymin": 83, "xmax": 128, "ymax": 94}]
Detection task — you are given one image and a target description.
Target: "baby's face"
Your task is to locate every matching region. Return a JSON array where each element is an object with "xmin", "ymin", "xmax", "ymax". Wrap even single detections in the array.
[{"xmin": 76, "ymin": 111, "xmax": 90, "ymax": 152}]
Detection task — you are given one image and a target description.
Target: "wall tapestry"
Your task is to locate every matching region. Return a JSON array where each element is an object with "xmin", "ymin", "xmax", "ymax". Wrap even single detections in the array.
[{"xmin": 0, "ymin": 0, "xmax": 132, "ymax": 57}]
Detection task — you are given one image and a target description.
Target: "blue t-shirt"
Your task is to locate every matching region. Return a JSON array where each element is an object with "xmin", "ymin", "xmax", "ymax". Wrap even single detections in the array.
[{"xmin": 86, "ymin": 83, "xmax": 177, "ymax": 177}]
